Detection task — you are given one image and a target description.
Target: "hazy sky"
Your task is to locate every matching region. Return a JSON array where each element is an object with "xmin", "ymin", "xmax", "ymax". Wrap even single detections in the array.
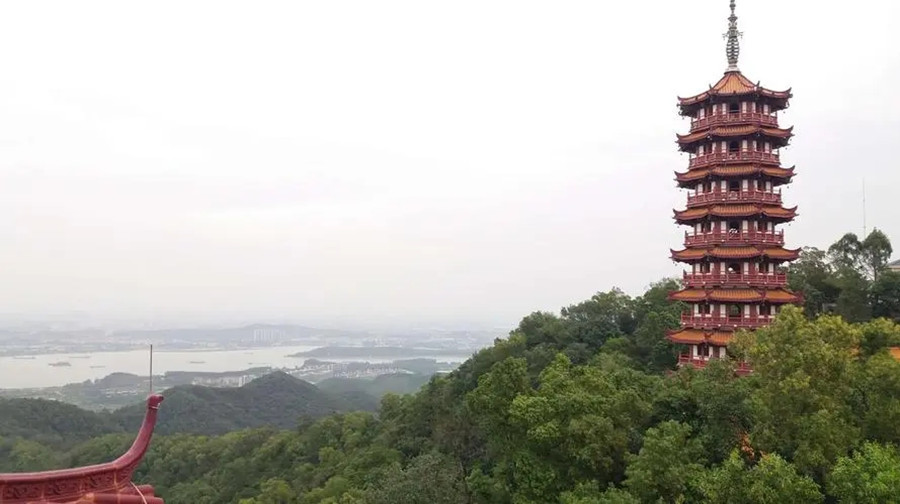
[{"xmin": 0, "ymin": 0, "xmax": 898, "ymax": 330}]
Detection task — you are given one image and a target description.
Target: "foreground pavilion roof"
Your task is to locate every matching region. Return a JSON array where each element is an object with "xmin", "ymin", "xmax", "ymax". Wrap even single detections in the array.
[{"xmin": 0, "ymin": 395, "xmax": 165, "ymax": 504}]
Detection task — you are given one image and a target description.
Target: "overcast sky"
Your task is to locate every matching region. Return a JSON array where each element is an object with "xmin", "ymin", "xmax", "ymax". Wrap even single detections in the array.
[{"xmin": 0, "ymin": 0, "xmax": 897, "ymax": 330}]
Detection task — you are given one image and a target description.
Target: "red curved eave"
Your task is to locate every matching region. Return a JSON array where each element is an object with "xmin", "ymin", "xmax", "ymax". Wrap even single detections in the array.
[
  {"xmin": 676, "ymin": 125, "xmax": 793, "ymax": 144},
  {"xmin": 0, "ymin": 394, "xmax": 165, "ymax": 504},
  {"xmin": 674, "ymin": 165, "xmax": 797, "ymax": 185},
  {"xmin": 677, "ymin": 71, "xmax": 792, "ymax": 107}
]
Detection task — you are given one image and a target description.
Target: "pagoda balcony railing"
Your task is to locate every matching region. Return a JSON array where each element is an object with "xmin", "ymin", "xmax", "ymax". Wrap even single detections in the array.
[
  {"xmin": 682, "ymin": 271, "xmax": 788, "ymax": 288},
  {"xmin": 686, "ymin": 189, "xmax": 782, "ymax": 207},
  {"xmin": 689, "ymin": 151, "xmax": 780, "ymax": 169},
  {"xmin": 690, "ymin": 112, "xmax": 778, "ymax": 132},
  {"xmin": 680, "ymin": 313, "xmax": 774, "ymax": 329},
  {"xmin": 676, "ymin": 354, "xmax": 753, "ymax": 375},
  {"xmin": 684, "ymin": 229, "xmax": 785, "ymax": 247}
]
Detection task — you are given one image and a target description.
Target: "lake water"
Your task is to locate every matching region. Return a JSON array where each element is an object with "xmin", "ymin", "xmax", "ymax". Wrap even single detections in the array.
[{"xmin": 0, "ymin": 346, "xmax": 470, "ymax": 389}]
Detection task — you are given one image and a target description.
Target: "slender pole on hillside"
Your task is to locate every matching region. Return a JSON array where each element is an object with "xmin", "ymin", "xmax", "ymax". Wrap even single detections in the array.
[
  {"xmin": 862, "ymin": 178, "xmax": 868, "ymax": 237},
  {"xmin": 149, "ymin": 344, "xmax": 154, "ymax": 395}
]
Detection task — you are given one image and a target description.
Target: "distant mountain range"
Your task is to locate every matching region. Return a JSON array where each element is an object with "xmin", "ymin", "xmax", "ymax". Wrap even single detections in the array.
[{"xmin": 0, "ymin": 371, "xmax": 384, "ymax": 444}]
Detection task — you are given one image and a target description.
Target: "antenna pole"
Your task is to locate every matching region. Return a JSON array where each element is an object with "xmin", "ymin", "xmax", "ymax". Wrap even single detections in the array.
[
  {"xmin": 149, "ymin": 344, "xmax": 154, "ymax": 395},
  {"xmin": 863, "ymin": 178, "xmax": 868, "ymax": 237}
]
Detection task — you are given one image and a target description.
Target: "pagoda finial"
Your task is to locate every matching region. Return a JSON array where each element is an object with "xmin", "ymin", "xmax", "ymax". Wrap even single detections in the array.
[{"xmin": 723, "ymin": 0, "xmax": 742, "ymax": 72}]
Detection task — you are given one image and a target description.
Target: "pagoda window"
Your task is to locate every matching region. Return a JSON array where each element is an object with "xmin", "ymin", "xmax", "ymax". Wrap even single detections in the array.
[
  {"xmin": 728, "ymin": 220, "xmax": 740, "ymax": 232},
  {"xmin": 729, "ymin": 180, "xmax": 740, "ymax": 192},
  {"xmin": 759, "ymin": 304, "xmax": 772, "ymax": 316},
  {"xmin": 743, "ymin": 262, "xmax": 750, "ymax": 275},
  {"xmin": 741, "ymin": 102, "xmax": 748, "ymax": 113},
  {"xmin": 698, "ymin": 303, "xmax": 711, "ymax": 315},
  {"xmin": 763, "ymin": 103, "xmax": 770, "ymax": 114},
  {"xmin": 728, "ymin": 141, "xmax": 739, "ymax": 153},
  {"xmin": 727, "ymin": 304, "xmax": 741, "ymax": 318},
  {"xmin": 726, "ymin": 262, "xmax": 740, "ymax": 274},
  {"xmin": 699, "ymin": 108, "xmax": 706, "ymax": 119},
  {"xmin": 744, "ymin": 305, "xmax": 751, "ymax": 317},
  {"xmin": 741, "ymin": 180, "xmax": 749, "ymax": 191},
  {"xmin": 764, "ymin": 142, "xmax": 771, "ymax": 152},
  {"xmin": 759, "ymin": 261, "xmax": 771, "ymax": 274},
  {"xmin": 698, "ymin": 144, "xmax": 705, "ymax": 155},
  {"xmin": 729, "ymin": 102, "xmax": 739, "ymax": 114},
  {"xmin": 741, "ymin": 140, "xmax": 749, "ymax": 151}
]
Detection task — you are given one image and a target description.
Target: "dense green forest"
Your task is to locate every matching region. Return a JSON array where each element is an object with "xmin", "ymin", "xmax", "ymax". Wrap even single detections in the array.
[{"xmin": 3, "ymin": 229, "xmax": 900, "ymax": 503}]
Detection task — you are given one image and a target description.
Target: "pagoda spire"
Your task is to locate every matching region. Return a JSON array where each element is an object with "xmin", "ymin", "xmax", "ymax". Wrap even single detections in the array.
[{"xmin": 724, "ymin": 0, "xmax": 742, "ymax": 72}]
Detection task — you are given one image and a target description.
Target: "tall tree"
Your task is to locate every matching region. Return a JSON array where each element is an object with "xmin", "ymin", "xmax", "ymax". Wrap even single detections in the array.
[{"xmin": 861, "ymin": 228, "xmax": 893, "ymax": 281}]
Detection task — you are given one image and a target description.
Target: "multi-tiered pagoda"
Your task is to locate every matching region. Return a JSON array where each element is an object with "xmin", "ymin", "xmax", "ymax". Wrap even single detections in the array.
[{"xmin": 667, "ymin": 0, "xmax": 802, "ymax": 373}]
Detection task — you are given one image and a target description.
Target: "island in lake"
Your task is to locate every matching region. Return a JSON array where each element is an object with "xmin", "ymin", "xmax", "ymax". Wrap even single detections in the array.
[{"xmin": 288, "ymin": 346, "xmax": 475, "ymax": 359}]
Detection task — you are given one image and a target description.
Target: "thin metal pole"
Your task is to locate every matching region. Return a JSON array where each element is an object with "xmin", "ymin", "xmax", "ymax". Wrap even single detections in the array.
[
  {"xmin": 862, "ymin": 178, "xmax": 868, "ymax": 237},
  {"xmin": 149, "ymin": 344, "xmax": 154, "ymax": 395}
]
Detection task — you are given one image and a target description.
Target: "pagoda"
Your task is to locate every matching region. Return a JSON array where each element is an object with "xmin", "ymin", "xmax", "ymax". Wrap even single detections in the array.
[
  {"xmin": 666, "ymin": 0, "xmax": 802, "ymax": 373},
  {"xmin": 0, "ymin": 395, "xmax": 165, "ymax": 503}
]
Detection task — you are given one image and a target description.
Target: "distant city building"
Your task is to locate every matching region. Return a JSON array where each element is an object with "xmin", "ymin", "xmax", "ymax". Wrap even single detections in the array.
[{"xmin": 252, "ymin": 327, "xmax": 286, "ymax": 343}]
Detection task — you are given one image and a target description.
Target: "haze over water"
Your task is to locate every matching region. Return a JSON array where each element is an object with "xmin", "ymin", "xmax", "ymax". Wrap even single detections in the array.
[{"xmin": 0, "ymin": 346, "xmax": 470, "ymax": 389}]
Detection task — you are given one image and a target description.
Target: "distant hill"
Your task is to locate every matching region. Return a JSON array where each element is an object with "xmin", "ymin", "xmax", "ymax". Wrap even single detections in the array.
[
  {"xmin": 289, "ymin": 346, "xmax": 473, "ymax": 358},
  {"xmin": 110, "ymin": 371, "xmax": 374, "ymax": 435},
  {"xmin": 0, "ymin": 397, "xmax": 123, "ymax": 448},
  {"xmin": 0, "ymin": 372, "xmax": 380, "ymax": 442},
  {"xmin": 317, "ymin": 373, "xmax": 433, "ymax": 399}
]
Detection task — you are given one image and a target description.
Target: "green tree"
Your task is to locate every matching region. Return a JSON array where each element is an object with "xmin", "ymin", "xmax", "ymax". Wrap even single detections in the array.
[
  {"xmin": 871, "ymin": 270, "xmax": 900, "ymax": 321},
  {"xmin": 828, "ymin": 442, "xmax": 900, "ymax": 503},
  {"xmin": 697, "ymin": 451, "xmax": 822, "ymax": 504},
  {"xmin": 623, "ymin": 421, "xmax": 705, "ymax": 503},
  {"xmin": 787, "ymin": 247, "xmax": 840, "ymax": 317},
  {"xmin": 365, "ymin": 453, "xmax": 468, "ymax": 504},
  {"xmin": 861, "ymin": 229, "xmax": 893, "ymax": 281},
  {"xmin": 732, "ymin": 306, "xmax": 861, "ymax": 479}
]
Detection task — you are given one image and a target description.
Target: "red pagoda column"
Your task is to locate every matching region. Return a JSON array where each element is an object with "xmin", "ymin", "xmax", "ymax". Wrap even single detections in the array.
[{"xmin": 666, "ymin": 0, "xmax": 802, "ymax": 374}]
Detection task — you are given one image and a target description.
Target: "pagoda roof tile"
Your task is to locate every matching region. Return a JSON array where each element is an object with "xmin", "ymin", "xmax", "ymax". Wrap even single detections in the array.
[
  {"xmin": 678, "ymin": 71, "xmax": 792, "ymax": 107},
  {"xmin": 671, "ymin": 246, "xmax": 801, "ymax": 262},
  {"xmin": 669, "ymin": 288, "xmax": 800, "ymax": 304},
  {"xmin": 673, "ymin": 205, "xmax": 798, "ymax": 222},
  {"xmin": 675, "ymin": 165, "xmax": 796, "ymax": 183},
  {"xmin": 889, "ymin": 347, "xmax": 900, "ymax": 361},
  {"xmin": 667, "ymin": 328, "xmax": 708, "ymax": 344},
  {"xmin": 667, "ymin": 328, "xmax": 735, "ymax": 345},
  {"xmin": 676, "ymin": 125, "xmax": 793, "ymax": 144}
]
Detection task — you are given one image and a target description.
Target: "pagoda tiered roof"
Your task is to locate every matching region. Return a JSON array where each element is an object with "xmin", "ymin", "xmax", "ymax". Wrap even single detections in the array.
[
  {"xmin": 670, "ymin": 245, "xmax": 801, "ymax": 262},
  {"xmin": 675, "ymin": 165, "xmax": 795, "ymax": 187},
  {"xmin": 676, "ymin": 125, "xmax": 793, "ymax": 147},
  {"xmin": 673, "ymin": 204, "xmax": 798, "ymax": 223},
  {"xmin": 668, "ymin": 328, "xmax": 735, "ymax": 346},
  {"xmin": 678, "ymin": 71, "xmax": 792, "ymax": 114},
  {"xmin": 0, "ymin": 395, "xmax": 165, "ymax": 504},
  {"xmin": 669, "ymin": 288, "xmax": 801, "ymax": 304}
]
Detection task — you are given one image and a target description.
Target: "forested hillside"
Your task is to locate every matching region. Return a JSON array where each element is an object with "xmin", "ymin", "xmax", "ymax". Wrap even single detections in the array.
[{"xmin": 2, "ymin": 229, "xmax": 900, "ymax": 503}]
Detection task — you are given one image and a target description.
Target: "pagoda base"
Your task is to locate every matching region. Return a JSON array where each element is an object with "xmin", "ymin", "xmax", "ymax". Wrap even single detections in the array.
[{"xmin": 676, "ymin": 354, "xmax": 753, "ymax": 375}]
